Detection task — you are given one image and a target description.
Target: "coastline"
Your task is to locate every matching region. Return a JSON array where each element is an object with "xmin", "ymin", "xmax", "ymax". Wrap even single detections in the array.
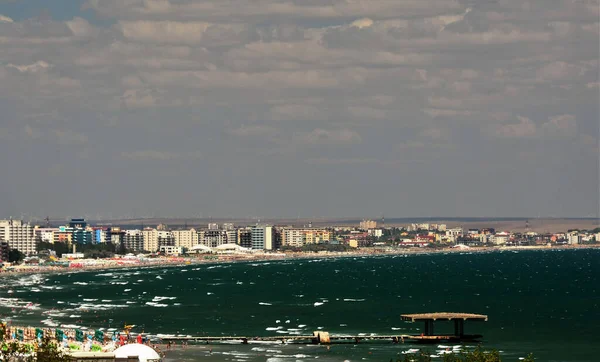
[{"xmin": 1, "ymin": 244, "xmax": 598, "ymax": 278}]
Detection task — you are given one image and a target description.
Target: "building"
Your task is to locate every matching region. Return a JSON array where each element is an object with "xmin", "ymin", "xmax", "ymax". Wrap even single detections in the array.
[
  {"xmin": 280, "ymin": 228, "xmax": 331, "ymax": 247},
  {"xmin": 157, "ymin": 230, "xmax": 175, "ymax": 248},
  {"xmin": 281, "ymin": 228, "xmax": 304, "ymax": 247},
  {"xmin": 34, "ymin": 227, "xmax": 58, "ymax": 244},
  {"xmin": 251, "ymin": 225, "xmax": 274, "ymax": 250},
  {"xmin": 200, "ymin": 229, "xmax": 226, "ymax": 248},
  {"xmin": 567, "ymin": 232, "xmax": 580, "ymax": 245},
  {"xmin": 0, "ymin": 241, "xmax": 9, "ymax": 261},
  {"xmin": 0, "ymin": 219, "xmax": 36, "ymax": 255},
  {"xmin": 492, "ymin": 232, "xmax": 510, "ymax": 245},
  {"xmin": 92, "ymin": 227, "xmax": 109, "ymax": 244},
  {"xmin": 106, "ymin": 227, "xmax": 124, "ymax": 245},
  {"xmin": 173, "ymin": 229, "xmax": 199, "ymax": 249},
  {"xmin": 360, "ymin": 220, "xmax": 377, "ymax": 230},
  {"xmin": 368, "ymin": 229, "xmax": 383, "ymax": 238},
  {"xmin": 159, "ymin": 245, "xmax": 183, "ymax": 255},
  {"xmin": 237, "ymin": 228, "xmax": 252, "ymax": 248},
  {"xmin": 142, "ymin": 228, "xmax": 159, "ymax": 252},
  {"xmin": 123, "ymin": 229, "xmax": 145, "ymax": 252},
  {"xmin": 446, "ymin": 227, "xmax": 464, "ymax": 238}
]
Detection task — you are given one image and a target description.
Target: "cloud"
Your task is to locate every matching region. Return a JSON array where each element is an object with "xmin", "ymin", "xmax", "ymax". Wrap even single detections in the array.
[
  {"xmin": 23, "ymin": 126, "xmax": 88, "ymax": 145},
  {"xmin": 228, "ymin": 125, "xmax": 279, "ymax": 138},
  {"xmin": 121, "ymin": 150, "xmax": 202, "ymax": 161},
  {"xmin": 7, "ymin": 61, "xmax": 51, "ymax": 73},
  {"xmin": 540, "ymin": 114, "xmax": 577, "ymax": 137},
  {"xmin": 295, "ymin": 128, "xmax": 362, "ymax": 145},
  {"xmin": 0, "ymin": 14, "xmax": 13, "ymax": 23},
  {"xmin": 0, "ymin": 0, "xmax": 598, "ymax": 218},
  {"xmin": 490, "ymin": 114, "xmax": 578, "ymax": 139}
]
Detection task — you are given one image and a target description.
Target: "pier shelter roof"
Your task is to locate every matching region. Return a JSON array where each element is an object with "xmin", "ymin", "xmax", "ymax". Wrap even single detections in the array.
[{"xmin": 401, "ymin": 312, "xmax": 488, "ymax": 322}]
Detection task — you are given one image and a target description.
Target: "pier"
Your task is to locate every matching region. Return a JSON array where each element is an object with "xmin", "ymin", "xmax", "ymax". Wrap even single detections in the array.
[{"xmin": 161, "ymin": 313, "xmax": 488, "ymax": 345}]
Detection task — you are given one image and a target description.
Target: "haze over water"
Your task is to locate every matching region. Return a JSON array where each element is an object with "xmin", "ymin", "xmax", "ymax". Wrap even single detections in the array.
[{"xmin": 1, "ymin": 249, "xmax": 598, "ymax": 361}]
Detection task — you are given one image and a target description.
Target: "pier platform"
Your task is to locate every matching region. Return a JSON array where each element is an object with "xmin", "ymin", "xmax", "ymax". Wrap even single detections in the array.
[{"xmin": 160, "ymin": 312, "xmax": 488, "ymax": 345}]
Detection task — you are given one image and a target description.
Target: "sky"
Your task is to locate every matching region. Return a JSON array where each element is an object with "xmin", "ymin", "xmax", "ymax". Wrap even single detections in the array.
[{"xmin": 0, "ymin": 0, "xmax": 598, "ymax": 220}]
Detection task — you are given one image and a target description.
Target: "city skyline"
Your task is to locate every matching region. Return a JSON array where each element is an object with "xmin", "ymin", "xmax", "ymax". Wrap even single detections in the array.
[{"xmin": 0, "ymin": 0, "xmax": 598, "ymax": 219}]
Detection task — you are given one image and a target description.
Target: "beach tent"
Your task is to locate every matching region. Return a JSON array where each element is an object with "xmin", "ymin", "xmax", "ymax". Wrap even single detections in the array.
[
  {"xmin": 114, "ymin": 344, "xmax": 161, "ymax": 362},
  {"xmin": 76, "ymin": 329, "xmax": 84, "ymax": 342},
  {"xmin": 189, "ymin": 244, "xmax": 213, "ymax": 254},
  {"xmin": 94, "ymin": 330, "xmax": 104, "ymax": 342}
]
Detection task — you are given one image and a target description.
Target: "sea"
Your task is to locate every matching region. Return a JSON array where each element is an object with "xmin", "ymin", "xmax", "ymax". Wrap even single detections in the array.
[{"xmin": 1, "ymin": 249, "xmax": 598, "ymax": 362}]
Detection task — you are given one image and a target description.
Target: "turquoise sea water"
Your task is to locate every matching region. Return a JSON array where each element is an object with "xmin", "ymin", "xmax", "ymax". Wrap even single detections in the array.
[{"xmin": 1, "ymin": 249, "xmax": 598, "ymax": 361}]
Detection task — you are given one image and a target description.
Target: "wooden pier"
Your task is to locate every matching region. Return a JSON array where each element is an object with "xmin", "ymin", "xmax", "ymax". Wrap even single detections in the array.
[{"xmin": 161, "ymin": 313, "xmax": 488, "ymax": 345}]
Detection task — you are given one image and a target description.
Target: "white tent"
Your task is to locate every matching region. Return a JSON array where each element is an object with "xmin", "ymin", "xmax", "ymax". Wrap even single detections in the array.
[
  {"xmin": 189, "ymin": 244, "xmax": 213, "ymax": 253},
  {"xmin": 114, "ymin": 344, "xmax": 161, "ymax": 362}
]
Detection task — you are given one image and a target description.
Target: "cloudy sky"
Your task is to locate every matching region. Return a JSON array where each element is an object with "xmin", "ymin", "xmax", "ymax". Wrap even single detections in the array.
[{"xmin": 0, "ymin": 0, "xmax": 598, "ymax": 220}]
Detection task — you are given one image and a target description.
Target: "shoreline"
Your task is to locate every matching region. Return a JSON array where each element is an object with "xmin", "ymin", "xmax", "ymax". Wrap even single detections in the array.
[{"xmin": 1, "ymin": 244, "xmax": 598, "ymax": 278}]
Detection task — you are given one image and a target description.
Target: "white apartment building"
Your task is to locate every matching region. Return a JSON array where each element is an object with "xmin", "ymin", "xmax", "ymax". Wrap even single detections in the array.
[
  {"xmin": 123, "ymin": 229, "xmax": 145, "ymax": 252},
  {"xmin": 142, "ymin": 228, "xmax": 159, "ymax": 252},
  {"xmin": 172, "ymin": 229, "xmax": 199, "ymax": 249},
  {"xmin": 200, "ymin": 229, "xmax": 226, "ymax": 248},
  {"xmin": 446, "ymin": 227, "xmax": 464, "ymax": 238},
  {"xmin": 35, "ymin": 228, "xmax": 59, "ymax": 244},
  {"xmin": 360, "ymin": 220, "xmax": 377, "ymax": 230},
  {"xmin": 159, "ymin": 245, "xmax": 183, "ymax": 255},
  {"xmin": 281, "ymin": 228, "xmax": 305, "ymax": 247},
  {"xmin": 368, "ymin": 229, "xmax": 383, "ymax": 238},
  {"xmin": 492, "ymin": 232, "xmax": 510, "ymax": 245},
  {"xmin": 567, "ymin": 232, "xmax": 580, "ymax": 245},
  {"xmin": 280, "ymin": 228, "xmax": 331, "ymax": 247},
  {"xmin": 0, "ymin": 219, "xmax": 37, "ymax": 255},
  {"xmin": 252, "ymin": 225, "xmax": 273, "ymax": 250}
]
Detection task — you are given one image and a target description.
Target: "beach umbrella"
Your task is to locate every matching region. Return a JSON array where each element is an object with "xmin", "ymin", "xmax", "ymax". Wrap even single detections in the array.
[
  {"xmin": 55, "ymin": 329, "xmax": 64, "ymax": 340},
  {"xmin": 35, "ymin": 328, "xmax": 43, "ymax": 339},
  {"xmin": 94, "ymin": 330, "xmax": 104, "ymax": 342},
  {"xmin": 16, "ymin": 329, "xmax": 24, "ymax": 341},
  {"xmin": 75, "ymin": 329, "xmax": 84, "ymax": 342}
]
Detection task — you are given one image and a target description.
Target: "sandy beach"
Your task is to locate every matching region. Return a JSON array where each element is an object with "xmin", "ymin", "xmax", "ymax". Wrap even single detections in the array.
[{"xmin": 1, "ymin": 244, "xmax": 598, "ymax": 278}]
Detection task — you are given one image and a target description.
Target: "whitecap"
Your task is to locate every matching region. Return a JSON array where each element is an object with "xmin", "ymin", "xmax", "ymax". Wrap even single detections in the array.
[
  {"xmin": 313, "ymin": 302, "xmax": 323, "ymax": 307},
  {"xmin": 259, "ymin": 302, "xmax": 272, "ymax": 306}
]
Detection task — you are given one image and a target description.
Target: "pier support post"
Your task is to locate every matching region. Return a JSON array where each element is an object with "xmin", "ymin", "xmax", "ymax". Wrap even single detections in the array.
[
  {"xmin": 453, "ymin": 320, "xmax": 464, "ymax": 337},
  {"xmin": 423, "ymin": 320, "xmax": 434, "ymax": 336}
]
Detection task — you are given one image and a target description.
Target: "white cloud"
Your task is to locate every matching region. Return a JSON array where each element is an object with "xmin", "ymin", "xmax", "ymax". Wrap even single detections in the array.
[
  {"xmin": 0, "ymin": 14, "xmax": 13, "ymax": 23},
  {"xmin": 492, "ymin": 116, "xmax": 537, "ymax": 138},
  {"xmin": 121, "ymin": 150, "xmax": 202, "ymax": 161},
  {"xmin": 7, "ymin": 61, "xmax": 51, "ymax": 73},
  {"xmin": 296, "ymin": 128, "xmax": 362, "ymax": 145},
  {"xmin": 490, "ymin": 114, "xmax": 578, "ymax": 139}
]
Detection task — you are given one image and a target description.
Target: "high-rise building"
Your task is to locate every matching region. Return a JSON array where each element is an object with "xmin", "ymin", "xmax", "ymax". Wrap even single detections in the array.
[
  {"xmin": 0, "ymin": 219, "xmax": 36, "ymax": 255},
  {"xmin": 34, "ymin": 228, "xmax": 58, "ymax": 244},
  {"xmin": 123, "ymin": 230, "xmax": 145, "ymax": 252},
  {"xmin": 0, "ymin": 241, "xmax": 9, "ymax": 261},
  {"xmin": 237, "ymin": 228, "xmax": 252, "ymax": 248},
  {"xmin": 200, "ymin": 229, "xmax": 226, "ymax": 248},
  {"xmin": 360, "ymin": 220, "xmax": 377, "ymax": 230},
  {"xmin": 173, "ymin": 229, "xmax": 199, "ymax": 249},
  {"xmin": 157, "ymin": 230, "xmax": 175, "ymax": 248},
  {"xmin": 142, "ymin": 228, "xmax": 159, "ymax": 252},
  {"xmin": 280, "ymin": 228, "xmax": 331, "ymax": 247},
  {"xmin": 251, "ymin": 225, "xmax": 273, "ymax": 250}
]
